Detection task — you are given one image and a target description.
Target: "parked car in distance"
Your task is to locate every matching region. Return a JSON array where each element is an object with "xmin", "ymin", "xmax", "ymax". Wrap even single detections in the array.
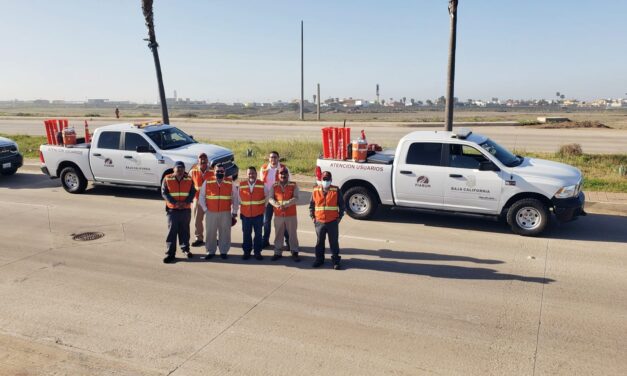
[{"xmin": 0, "ymin": 136, "xmax": 23, "ymax": 176}]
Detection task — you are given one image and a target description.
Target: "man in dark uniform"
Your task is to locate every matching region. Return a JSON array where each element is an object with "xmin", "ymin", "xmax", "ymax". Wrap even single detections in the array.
[
  {"xmin": 309, "ymin": 171, "xmax": 345, "ymax": 270},
  {"xmin": 161, "ymin": 161, "xmax": 196, "ymax": 263}
]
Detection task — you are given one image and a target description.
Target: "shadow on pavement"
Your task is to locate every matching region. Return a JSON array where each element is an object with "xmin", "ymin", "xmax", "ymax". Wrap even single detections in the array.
[
  {"xmin": 372, "ymin": 207, "xmax": 627, "ymax": 243},
  {"xmin": 0, "ymin": 171, "xmax": 58, "ymax": 189},
  {"xmin": 85, "ymin": 184, "xmax": 162, "ymax": 201},
  {"xmin": 341, "ymin": 248, "xmax": 503, "ymax": 264},
  {"xmin": 169, "ymin": 247, "xmax": 551, "ymax": 284}
]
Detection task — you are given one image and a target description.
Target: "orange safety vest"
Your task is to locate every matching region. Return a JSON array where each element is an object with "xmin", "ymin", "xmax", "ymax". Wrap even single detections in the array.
[
  {"xmin": 164, "ymin": 174, "xmax": 193, "ymax": 210},
  {"xmin": 239, "ymin": 179, "xmax": 266, "ymax": 218},
  {"xmin": 260, "ymin": 162, "xmax": 286, "ymax": 184},
  {"xmin": 189, "ymin": 165, "xmax": 214, "ymax": 199},
  {"xmin": 312, "ymin": 185, "xmax": 340, "ymax": 223},
  {"xmin": 273, "ymin": 182, "xmax": 297, "ymax": 217},
  {"xmin": 205, "ymin": 178, "xmax": 233, "ymax": 212}
]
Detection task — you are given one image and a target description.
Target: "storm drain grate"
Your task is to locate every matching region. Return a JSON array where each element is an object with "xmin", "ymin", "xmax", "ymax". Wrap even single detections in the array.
[{"xmin": 72, "ymin": 232, "xmax": 105, "ymax": 241}]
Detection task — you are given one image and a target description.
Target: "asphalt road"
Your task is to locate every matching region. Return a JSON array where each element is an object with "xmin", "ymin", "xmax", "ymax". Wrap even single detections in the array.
[
  {"xmin": 1, "ymin": 118, "xmax": 627, "ymax": 153},
  {"xmin": 1, "ymin": 172, "xmax": 626, "ymax": 375}
]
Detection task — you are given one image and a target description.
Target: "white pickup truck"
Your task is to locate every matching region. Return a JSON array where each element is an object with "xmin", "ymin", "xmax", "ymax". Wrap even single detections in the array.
[
  {"xmin": 40, "ymin": 122, "xmax": 237, "ymax": 193},
  {"xmin": 317, "ymin": 129, "xmax": 585, "ymax": 236}
]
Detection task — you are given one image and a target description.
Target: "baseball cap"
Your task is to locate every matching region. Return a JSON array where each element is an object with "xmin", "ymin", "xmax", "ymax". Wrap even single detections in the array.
[
  {"xmin": 174, "ymin": 161, "xmax": 185, "ymax": 168},
  {"xmin": 321, "ymin": 171, "xmax": 332, "ymax": 180}
]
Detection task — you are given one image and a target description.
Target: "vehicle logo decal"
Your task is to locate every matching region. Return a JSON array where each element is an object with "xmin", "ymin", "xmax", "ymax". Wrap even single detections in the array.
[
  {"xmin": 104, "ymin": 158, "xmax": 114, "ymax": 167},
  {"xmin": 415, "ymin": 176, "xmax": 431, "ymax": 188}
]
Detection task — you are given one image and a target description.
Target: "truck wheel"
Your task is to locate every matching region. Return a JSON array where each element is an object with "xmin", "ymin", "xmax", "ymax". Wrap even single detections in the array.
[
  {"xmin": 344, "ymin": 186, "xmax": 378, "ymax": 220},
  {"xmin": 60, "ymin": 166, "xmax": 87, "ymax": 194},
  {"xmin": 506, "ymin": 198, "xmax": 549, "ymax": 236}
]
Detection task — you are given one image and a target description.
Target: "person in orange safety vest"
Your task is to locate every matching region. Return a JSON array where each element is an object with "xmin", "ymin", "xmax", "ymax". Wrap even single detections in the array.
[
  {"xmin": 260, "ymin": 151, "xmax": 290, "ymax": 248},
  {"xmin": 234, "ymin": 166, "xmax": 268, "ymax": 260},
  {"xmin": 309, "ymin": 171, "xmax": 345, "ymax": 269},
  {"xmin": 199, "ymin": 163, "xmax": 239, "ymax": 260},
  {"xmin": 161, "ymin": 161, "xmax": 196, "ymax": 263},
  {"xmin": 189, "ymin": 153, "xmax": 214, "ymax": 247}
]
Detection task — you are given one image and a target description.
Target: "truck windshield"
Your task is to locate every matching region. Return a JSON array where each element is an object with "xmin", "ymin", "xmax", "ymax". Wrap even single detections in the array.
[
  {"xmin": 479, "ymin": 138, "xmax": 522, "ymax": 167},
  {"xmin": 145, "ymin": 127, "xmax": 195, "ymax": 150}
]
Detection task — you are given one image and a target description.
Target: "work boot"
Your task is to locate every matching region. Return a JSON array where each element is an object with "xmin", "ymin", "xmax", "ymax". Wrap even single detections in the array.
[
  {"xmin": 333, "ymin": 263, "xmax": 342, "ymax": 270},
  {"xmin": 271, "ymin": 254, "xmax": 282, "ymax": 261},
  {"xmin": 202, "ymin": 253, "xmax": 214, "ymax": 260},
  {"xmin": 312, "ymin": 260, "xmax": 324, "ymax": 268},
  {"xmin": 191, "ymin": 240, "xmax": 205, "ymax": 247},
  {"xmin": 291, "ymin": 251, "xmax": 301, "ymax": 262},
  {"xmin": 255, "ymin": 254, "xmax": 264, "ymax": 261},
  {"xmin": 242, "ymin": 252, "xmax": 251, "ymax": 260},
  {"xmin": 163, "ymin": 256, "xmax": 176, "ymax": 264},
  {"xmin": 182, "ymin": 250, "xmax": 193, "ymax": 259},
  {"xmin": 220, "ymin": 253, "xmax": 228, "ymax": 260}
]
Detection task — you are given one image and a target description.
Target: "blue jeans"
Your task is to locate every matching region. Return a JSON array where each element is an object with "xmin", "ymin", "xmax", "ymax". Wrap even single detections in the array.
[
  {"xmin": 241, "ymin": 214, "xmax": 263, "ymax": 255},
  {"xmin": 263, "ymin": 204, "xmax": 289, "ymax": 246}
]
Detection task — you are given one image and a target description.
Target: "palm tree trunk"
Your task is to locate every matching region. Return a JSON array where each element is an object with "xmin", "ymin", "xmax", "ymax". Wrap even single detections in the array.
[
  {"xmin": 444, "ymin": 0, "xmax": 458, "ymax": 132},
  {"xmin": 142, "ymin": 0, "xmax": 170, "ymax": 124}
]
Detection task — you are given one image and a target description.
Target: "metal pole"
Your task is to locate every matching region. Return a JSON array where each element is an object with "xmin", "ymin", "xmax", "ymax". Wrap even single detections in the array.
[
  {"xmin": 300, "ymin": 20, "xmax": 304, "ymax": 121},
  {"xmin": 444, "ymin": 0, "xmax": 458, "ymax": 132},
  {"xmin": 317, "ymin": 83, "xmax": 321, "ymax": 121}
]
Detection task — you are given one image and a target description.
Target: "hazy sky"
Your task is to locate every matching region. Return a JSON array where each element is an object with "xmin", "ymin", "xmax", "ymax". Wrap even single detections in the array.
[{"xmin": 1, "ymin": 0, "xmax": 625, "ymax": 103}]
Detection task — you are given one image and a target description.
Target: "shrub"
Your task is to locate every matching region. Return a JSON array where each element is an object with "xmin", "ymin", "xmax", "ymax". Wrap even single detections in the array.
[
  {"xmin": 85, "ymin": 113, "xmax": 101, "ymax": 117},
  {"xmin": 558, "ymin": 143, "xmax": 583, "ymax": 156}
]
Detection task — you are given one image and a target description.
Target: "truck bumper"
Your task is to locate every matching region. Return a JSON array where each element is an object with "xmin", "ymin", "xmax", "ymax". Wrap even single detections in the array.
[
  {"xmin": 41, "ymin": 165, "xmax": 51, "ymax": 177},
  {"xmin": 0, "ymin": 152, "xmax": 23, "ymax": 172},
  {"xmin": 552, "ymin": 192, "xmax": 586, "ymax": 222}
]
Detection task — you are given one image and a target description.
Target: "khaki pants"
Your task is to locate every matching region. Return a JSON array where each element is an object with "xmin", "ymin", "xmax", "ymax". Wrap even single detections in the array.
[
  {"xmin": 193, "ymin": 199, "xmax": 205, "ymax": 241},
  {"xmin": 273, "ymin": 215, "xmax": 299, "ymax": 255},
  {"xmin": 205, "ymin": 211, "xmax": 232, "ymax": 255}
]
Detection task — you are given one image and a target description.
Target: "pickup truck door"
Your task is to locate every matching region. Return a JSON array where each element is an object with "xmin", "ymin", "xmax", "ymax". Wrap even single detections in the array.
[
  {"xmin": 122, "ymin": 132, "xmax": 161, "ymax": 185},
  {"xmin": 392, "ymin": 142, "xmax": 445, "ymax": 209},
  {"xmin": 90, "ymin": 131, "xmax": 125, "ymax": 182},
  {"xmin": 443, "ymin": 143, "xmax": 503, "ymax": 213}
]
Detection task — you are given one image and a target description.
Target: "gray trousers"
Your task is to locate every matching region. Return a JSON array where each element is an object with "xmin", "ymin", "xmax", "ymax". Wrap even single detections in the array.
[
  {"xmin": 165, "ymin": 208, "xmax": 191, "ymax": 258},
  {"xmin": 192, "ymin": 198, "xmax": 205, "ymax": 241},
  {"xmin": 205, "ymin": 211, "xmax": 232, "ymax": 255},
  {"xmin": 314, "ymin": 220, "xmax": 340, "ymax": 263},
  {"xmin": 274, "ymin": 215, "xmax": 299, "ymax": 255}
]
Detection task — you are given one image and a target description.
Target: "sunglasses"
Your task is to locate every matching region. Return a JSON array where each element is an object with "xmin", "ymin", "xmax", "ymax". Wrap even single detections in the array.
[{"xmin": 322, "ymin": 177, "xmax": 331, "ymax": 181}]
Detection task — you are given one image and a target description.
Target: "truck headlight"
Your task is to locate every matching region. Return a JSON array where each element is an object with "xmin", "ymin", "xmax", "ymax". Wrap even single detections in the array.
[
  {"xmin": 555, "ymin": 184, "xmax": 577, "ymax": 198},
  {"xmin": 10, "ymin": 144, "xmax": 18, "ymax": 153}
]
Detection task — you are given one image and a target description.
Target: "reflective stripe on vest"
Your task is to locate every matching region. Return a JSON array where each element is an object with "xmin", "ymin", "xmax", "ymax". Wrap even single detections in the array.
[
  {"xmin": 273, "ymin": 182, "xmax": 297, "ymax": 217},
  {"xmin": 312, "ymin": 186, "xmax": 339, "ymax": 223},
  {"xmin": 239, "ymin": 179, "xmax": 266, "ymax": 217},
  {"xmin": 205, "ymin": 178, "xmax": 233, "ymax": 212},
  {"xmin": 165, "ymin": 174, "xmax": 193, "ymax": 209}
]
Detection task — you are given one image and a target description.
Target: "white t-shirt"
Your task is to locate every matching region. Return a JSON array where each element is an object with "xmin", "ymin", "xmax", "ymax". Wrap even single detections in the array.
[{"xmin": 264, "ymin": 165, "xmax": 278, "ymax": 189}]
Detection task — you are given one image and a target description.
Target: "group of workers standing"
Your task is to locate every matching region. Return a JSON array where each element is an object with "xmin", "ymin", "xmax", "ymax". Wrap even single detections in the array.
[{"xmin": 161, "ymin": 151, "xmax": 345, "ymax": 269}]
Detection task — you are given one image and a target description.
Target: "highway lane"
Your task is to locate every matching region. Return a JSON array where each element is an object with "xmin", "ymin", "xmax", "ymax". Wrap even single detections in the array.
[
  {"xmin": 1, "ymin": 118, "xmax": 626, "ymax": 153},
  {"xmin": 1, "ymin": 172, "xmax": 626, "ymax": 375}
]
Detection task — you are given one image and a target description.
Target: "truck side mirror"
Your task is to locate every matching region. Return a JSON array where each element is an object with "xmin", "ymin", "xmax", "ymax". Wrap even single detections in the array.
[
  {"xmin": 136, "ymin": 145, "xmax": 155, "ymax": 153},
  {"xmin": 479, "ymin": 161, "xmax": 500, "ymax": 171}
]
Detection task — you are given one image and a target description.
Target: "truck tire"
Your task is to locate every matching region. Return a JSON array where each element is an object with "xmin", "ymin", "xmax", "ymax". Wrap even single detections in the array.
[
  {"xmin": 60, "ymin": 166, "xmax": 87, "ymax": 194},
  {"xmin": 344, "ymin": 186, "xmax": 378, "ymax": 220},
  {"xmin": 506, "ymin": 198, "xmax": 549, "ymax": 236}
]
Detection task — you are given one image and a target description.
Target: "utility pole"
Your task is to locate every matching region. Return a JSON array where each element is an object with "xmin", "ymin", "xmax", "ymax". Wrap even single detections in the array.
[
  {"xmin": 317, "ymin": 83, "xmax": 321, "ymax": 121},
  {"xmin": 376, "ymin": 84, "xmax": 380, "ymax": 105},
  {"xmin": 142, "ymin": 0, "xmax": 169, "ymax": 124},
  {"xmin": 300, "ymin": 20, "xmax": 304, "ymax": 121},
  {"xmin": 444, "ymin": 0, "xmax": 458, "ymax": 132}
]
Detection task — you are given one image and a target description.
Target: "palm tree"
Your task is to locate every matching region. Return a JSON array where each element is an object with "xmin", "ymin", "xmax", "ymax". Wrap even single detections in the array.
[{"xmin": 142, "ymin": 0, "xmax": 169, "ymax": 124}]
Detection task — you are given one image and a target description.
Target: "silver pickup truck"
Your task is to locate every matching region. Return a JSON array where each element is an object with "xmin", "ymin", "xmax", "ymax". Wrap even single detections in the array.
[{"xmin": 316, "ymin": 129, "xmax": 585, "ymax": 236}]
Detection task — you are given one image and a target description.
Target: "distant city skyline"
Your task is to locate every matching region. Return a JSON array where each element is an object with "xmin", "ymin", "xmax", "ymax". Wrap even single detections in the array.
[{"xmin": 0, "ymin": 1, "xmax": 625, "ymax": 103}]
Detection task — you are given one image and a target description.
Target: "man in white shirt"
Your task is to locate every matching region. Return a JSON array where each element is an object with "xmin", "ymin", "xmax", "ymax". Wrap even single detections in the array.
[{"xmin": 260, "ymin": 151, "xmax": 289, "ymax": 248}]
